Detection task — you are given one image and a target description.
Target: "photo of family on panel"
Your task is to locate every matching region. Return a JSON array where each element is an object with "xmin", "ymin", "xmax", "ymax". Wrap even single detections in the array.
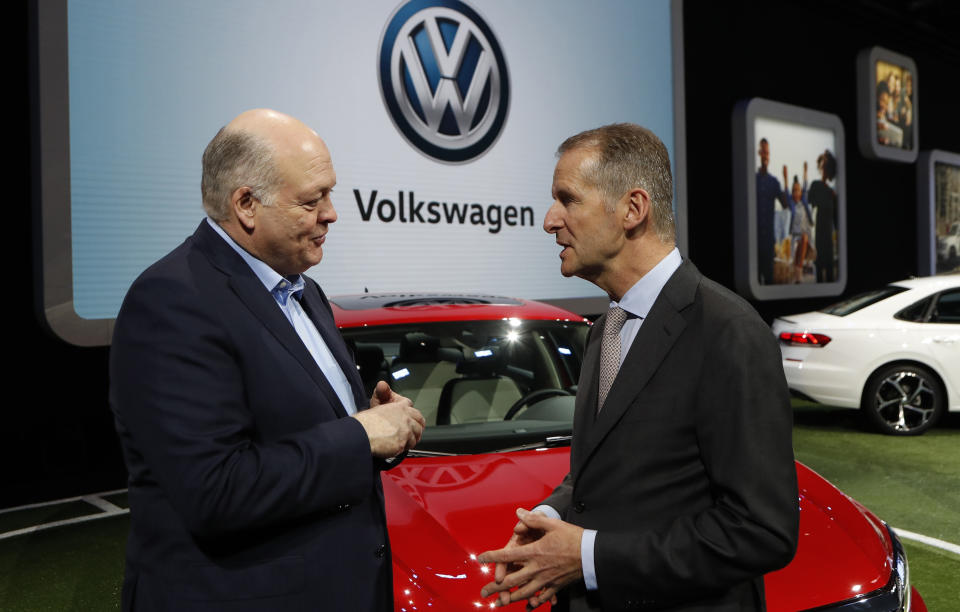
[
  {"xmin": 875, "ymin": 60, "xmax": 914, "ymax": 150},
  {"xmin": 755, "ymin": 118, "xmax": 838, "ymax": 285},
  {"xmin": 935, "ymin": 162, "xmax": 960, "ymax": 273}
]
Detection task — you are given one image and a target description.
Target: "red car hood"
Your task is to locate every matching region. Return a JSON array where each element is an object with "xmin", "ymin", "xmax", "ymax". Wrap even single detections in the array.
[
  {"xmin": 383, "ymin": 450, "xmax": 896, "ymax": 611},
  {"xmin": 383, "ymin": 448, "xmax": 569, "ymax": 610},
  {"xmin": 766, "ymin": 463, "xmax": 893, "ymax": 611}
]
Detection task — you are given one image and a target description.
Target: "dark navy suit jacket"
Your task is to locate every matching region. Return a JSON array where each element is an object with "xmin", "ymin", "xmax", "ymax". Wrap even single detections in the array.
[{"xmin": 110, "ymin": 220, "xmax": 392, "ymax": 611}]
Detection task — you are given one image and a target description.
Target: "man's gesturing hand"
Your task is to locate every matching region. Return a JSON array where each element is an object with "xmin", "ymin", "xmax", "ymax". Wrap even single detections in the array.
[
  {"xmin": 478, "ymin": 508, "xmax": 584, "ymax": 609},
  {"xmin": 354, "ymin": 381, "xmax": 425, "ymax": 458}
]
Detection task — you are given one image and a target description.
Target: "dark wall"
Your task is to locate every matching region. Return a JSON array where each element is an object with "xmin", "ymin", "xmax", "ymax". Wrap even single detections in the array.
[
  {"xmin": 5, "ymin": 2, "xmax": 123, "ymax": 509},
  {"xmin": 10, "ymin": 0, "xmax": 960, "ymax": 508},
  {"xmin": 684, "ymin": 0, "xmax": 960, "ymax": 322}
]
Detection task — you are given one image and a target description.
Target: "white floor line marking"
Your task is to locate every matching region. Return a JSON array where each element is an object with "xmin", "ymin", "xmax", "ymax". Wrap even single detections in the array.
[
  {"xmin": 0, "ymin": 508, "xmax": 130, "ymax": 541},
  {"xmin": 0, "ymin": 489, "xmax": 128, "ymax": 515},
  {"xmin": 893, "ymin": 526, "xmax": 960, "ymax": 556},
  {"xmin": 82, "ymin": 495, "xmax": 124, "ymax": 514}
]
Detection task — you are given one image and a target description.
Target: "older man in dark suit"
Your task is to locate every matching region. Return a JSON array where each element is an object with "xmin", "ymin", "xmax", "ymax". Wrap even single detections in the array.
[
  {"xmin": 110, "ymin": 109, "xmax": 424, "ymax": 611},
  {"xmin": 479, "ymin": 124, "xmax": 798, "ymax": 611}
]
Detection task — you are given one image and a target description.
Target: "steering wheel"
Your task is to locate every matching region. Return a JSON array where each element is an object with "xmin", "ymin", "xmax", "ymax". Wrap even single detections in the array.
[{"xmin": 504, "ymin": 388, "xmax": 573, "ymax": 420}]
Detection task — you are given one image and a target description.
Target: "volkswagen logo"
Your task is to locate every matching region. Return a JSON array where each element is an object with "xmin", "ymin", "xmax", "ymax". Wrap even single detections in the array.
[{"xmin": 379, "ymin": 0, "xmax": 510, "ymax": 163}]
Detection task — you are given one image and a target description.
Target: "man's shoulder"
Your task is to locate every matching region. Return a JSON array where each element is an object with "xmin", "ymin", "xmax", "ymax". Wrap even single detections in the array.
[
  {"xmin": 756, "ymin": 171, "xmax": 778, "ymax": 185},
  {"xmin": 809, "ymin": 180, "xmax": 834, "ymax": 198},
  {"xmin": 118, "ymin": 225, "xmax": 228, "ymax": 320},
  {"xmin": 128, "ymin": 233, "xmax": 207, "ymax": 292},
  {"xmin": 667, "ymin": 268, "xmax": 778, "ymax": 362},
  {"xmin": 675, "ymin": 264, "xmax": 765, "ymax": 326},
  {"xmin": 702, "ymin": 276, "xmax": 759, "ymax": 314}
]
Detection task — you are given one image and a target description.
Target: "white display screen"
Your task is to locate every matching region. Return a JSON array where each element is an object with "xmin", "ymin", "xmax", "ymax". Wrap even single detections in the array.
[{"xmin": 38, "ymin": 0, "xmax": 685, "ymax": 344}]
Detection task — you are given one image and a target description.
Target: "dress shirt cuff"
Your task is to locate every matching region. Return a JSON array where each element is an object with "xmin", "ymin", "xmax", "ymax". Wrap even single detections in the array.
[
  {"xmin": 531, "ymin": 504, "xmax": 561, "ymax": 520},
  {"xmin": 532, "ymin": 506, "xmax": 597, "ymax": 590},
  {"xmin": 580, "ymin": 529, "xmax": 598, "ymax": 590}
]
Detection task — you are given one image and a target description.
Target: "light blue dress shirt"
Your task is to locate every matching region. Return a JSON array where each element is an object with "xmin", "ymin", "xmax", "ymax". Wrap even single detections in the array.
[
  {"xmin": 536, "ymin": 247, "xmax": 683, "ymax": 591},
  {"xmin": 206, "ymin": 218, "xmax": 359, "ymax": 416}
]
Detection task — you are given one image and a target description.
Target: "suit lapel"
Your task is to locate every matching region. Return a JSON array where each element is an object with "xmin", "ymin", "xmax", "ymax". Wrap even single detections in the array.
[
  {"xmin": 570, "ymin": 315, "xmax": 602, "ymax": 471},
  {"xmin": 192, "ymin": 221, "xmax": 352, "ymax": 418},
  {"xmin": 572, "ymin": 261, "xmax": 701, "ymax": 484}
]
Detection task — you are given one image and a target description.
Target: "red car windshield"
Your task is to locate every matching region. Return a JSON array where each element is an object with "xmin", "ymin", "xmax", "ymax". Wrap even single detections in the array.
[{"xmin": 342, "ymin": 320, "xmax": 590, "ymax": 454}]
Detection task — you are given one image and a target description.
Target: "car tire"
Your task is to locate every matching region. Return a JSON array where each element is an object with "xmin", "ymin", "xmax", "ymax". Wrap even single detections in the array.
[{"xmin": 861, "ymin": 363, "xmax": 946, "ymax": 435}]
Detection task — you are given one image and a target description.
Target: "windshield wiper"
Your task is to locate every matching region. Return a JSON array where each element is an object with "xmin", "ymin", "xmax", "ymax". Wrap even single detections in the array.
[
  {"xmin": 492, "ymin": 435, "xmax": 572, "ymax": 454},
  {"xmin": 405, "ymin": 448, "xmax": 457, "ymax": 457}
]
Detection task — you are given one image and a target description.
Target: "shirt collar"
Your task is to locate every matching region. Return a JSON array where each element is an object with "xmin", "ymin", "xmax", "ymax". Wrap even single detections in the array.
[
  {"xmin": 206, "ymin": 217, "xmax": 302, "ymax": 294},
  {"xmin": 612, "ymin": 247, "xmax": 682, "ymax": 319}
]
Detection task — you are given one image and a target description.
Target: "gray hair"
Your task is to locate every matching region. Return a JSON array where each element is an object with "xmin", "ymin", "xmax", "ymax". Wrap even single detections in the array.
[
  {"xmin": 201, "ymin": 127, "xmax": 281, "ymax": 221},
  {"xmin": 558, "ymin": 123, "xmax": 675, "ymax": 243}
]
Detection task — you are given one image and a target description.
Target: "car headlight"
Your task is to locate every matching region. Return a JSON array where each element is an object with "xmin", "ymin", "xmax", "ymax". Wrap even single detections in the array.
[{"xmin": 806, "ymin": 524, "xmax": 910, "ymax": 611}]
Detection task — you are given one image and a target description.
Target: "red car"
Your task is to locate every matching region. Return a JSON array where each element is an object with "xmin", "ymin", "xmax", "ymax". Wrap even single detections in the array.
[{"xmin": 331, "ymin": 293, "xmax": 925, "ymax": 612}]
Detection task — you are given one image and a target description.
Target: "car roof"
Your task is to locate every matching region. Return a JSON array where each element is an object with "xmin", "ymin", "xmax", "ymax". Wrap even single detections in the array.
[
  {"xmin": 886, "ymin": 274, "xmax": 960, "ymax": 291},
  {"xmin": 329, "ymin": 293, "xmax": 591, "ymax": 328}
]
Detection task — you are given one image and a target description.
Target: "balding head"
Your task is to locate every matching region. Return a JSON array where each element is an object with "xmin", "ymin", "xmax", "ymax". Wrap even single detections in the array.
[
  {"xmin": 227, "ymin": 109, "xmax": 323, "ymax": 157},
  {"xmin": 201, "ymin": 109, "xmax": 326, "ymax": 222},
  {"xmin": 200, "ymin": 109, "xmax": 338, "ymax": 275}
]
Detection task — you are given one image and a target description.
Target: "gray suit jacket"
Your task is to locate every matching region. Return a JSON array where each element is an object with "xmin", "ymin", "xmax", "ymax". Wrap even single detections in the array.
[{"xmin": 543, "ymin": 260, "xmax": 798, "ymax": 611}]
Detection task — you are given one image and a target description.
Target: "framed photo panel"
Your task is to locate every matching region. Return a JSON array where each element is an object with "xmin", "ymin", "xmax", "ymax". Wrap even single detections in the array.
[
  {"xmin": 733, "ymin": 98, "xmax": 847, "ymax": 300},
  {"xmin": 857, "ymin": 46, "xmax": 918, "ymax": 162},
  {"xmin": 917, "ymin": 150, "xmax": 960, "ymax": 275}
]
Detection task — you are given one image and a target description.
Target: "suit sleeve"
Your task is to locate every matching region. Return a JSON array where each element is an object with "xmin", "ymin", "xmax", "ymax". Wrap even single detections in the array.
[
  {"xmin": 540, "ymin": 471, "xmax": 573, "ymax": 516},
  {"xmin": 594, "ymin": 311, "xmax": 799, "ymax": 607},
  {"xmin": 110, "ymin": 273, "xmax": 375, "ymax": 538}
]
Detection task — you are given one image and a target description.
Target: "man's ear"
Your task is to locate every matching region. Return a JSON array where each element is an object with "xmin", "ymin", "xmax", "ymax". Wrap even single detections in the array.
[
  {"xmin": 231, "ymin": 187, "xmax": 258, "ymax": 231},
  {"xmin": 623, "ymin": 188, "xmax": 651, "ymax": 231}
]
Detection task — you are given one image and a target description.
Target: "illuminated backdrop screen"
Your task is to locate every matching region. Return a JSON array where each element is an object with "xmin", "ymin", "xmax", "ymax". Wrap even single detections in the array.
[{"xmin": 40, "ymin": 0, "xmax": 684, "ymax": 344}]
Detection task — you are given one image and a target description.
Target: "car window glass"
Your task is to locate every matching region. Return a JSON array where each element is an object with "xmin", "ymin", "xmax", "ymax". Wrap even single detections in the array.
[
  {"xmin": 930, "ymin": 289, "xmax": 960, "ymax": 324},
  {"xmin": 894, "ymin": 296, "xmax": 932, "ymax": 322},
  {"xmin": 820, "ymin": 286, "xmax": 908, "ymax": 316}
]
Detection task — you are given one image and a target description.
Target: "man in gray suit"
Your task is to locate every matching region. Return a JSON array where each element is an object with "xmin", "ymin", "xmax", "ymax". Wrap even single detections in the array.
[{"xmin": 479, "ymin": 124, "xmax": 798, "ymax": 611}]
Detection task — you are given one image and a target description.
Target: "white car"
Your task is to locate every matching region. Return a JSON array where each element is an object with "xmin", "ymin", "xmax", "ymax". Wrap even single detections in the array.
[{"xmin": 772, "ymin": 275, "xmax": 960, "ymax": 435}]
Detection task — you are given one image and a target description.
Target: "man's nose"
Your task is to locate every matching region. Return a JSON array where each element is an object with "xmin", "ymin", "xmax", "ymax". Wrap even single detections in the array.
[
  {"xmin": 321, "ymin": 200, "xmax": 338, "ymax": 224},
  {"xmin": 543, "ymin": 201, "xmax": 562, "ymax": 234}
]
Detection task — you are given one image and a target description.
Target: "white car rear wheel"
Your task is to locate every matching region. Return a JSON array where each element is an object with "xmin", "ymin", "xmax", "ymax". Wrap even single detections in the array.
[{"xmin": 861, "ymin": 364, "xmax": 945, "ymax": 435}]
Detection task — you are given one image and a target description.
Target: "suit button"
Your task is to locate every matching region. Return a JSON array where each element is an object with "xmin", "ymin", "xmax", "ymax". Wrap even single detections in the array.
[
  {"xmin": 375, "ymin": 544, "xmax": 386, "ymax": 558},
  {"xmin": 574, "ymin": 501, "xmax": 586, "ymax": 513}
]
